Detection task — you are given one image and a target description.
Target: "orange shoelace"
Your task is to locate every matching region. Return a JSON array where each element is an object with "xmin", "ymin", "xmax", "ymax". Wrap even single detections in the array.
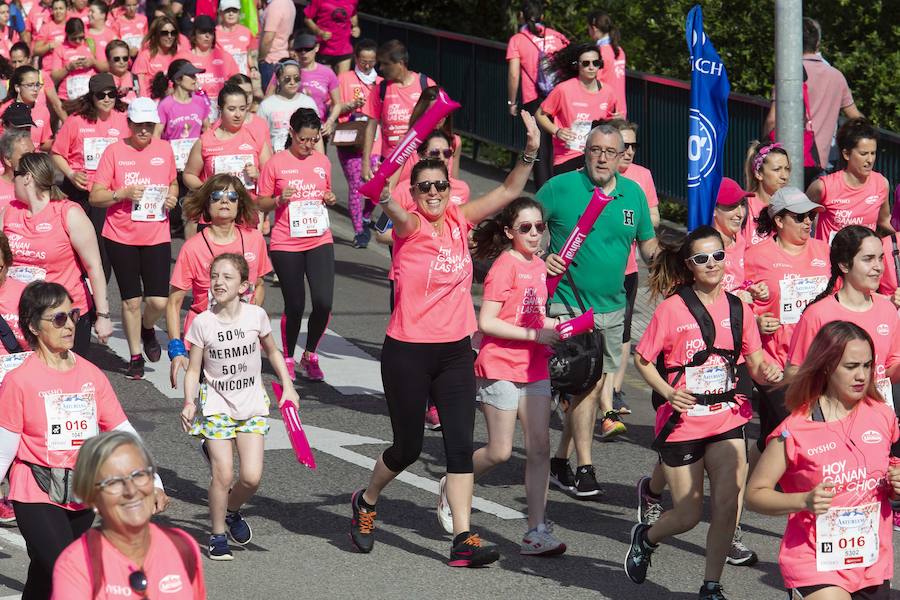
[
  {"xmin": 358, "ymin": 509, "xmax": 377, "ymax": 534},
  {"xmin": 461, "ymin": 533, "xmax": 482, "ymax": 548}
]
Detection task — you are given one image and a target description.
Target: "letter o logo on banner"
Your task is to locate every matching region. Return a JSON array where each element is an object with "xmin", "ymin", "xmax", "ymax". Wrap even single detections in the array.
[{"xmin": 688, "ymin": 108, "xmax": 716, "ymax": 188}]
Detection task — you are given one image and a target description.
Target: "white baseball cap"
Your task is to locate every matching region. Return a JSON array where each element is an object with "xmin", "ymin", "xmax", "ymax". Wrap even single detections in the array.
[
  {"xmin": 219, "ymin": 0, "xmax": 241, "ymax": 11},
  {"xmin": 127, "ymin": 97, "xmax": 161, "ymax": 124}
]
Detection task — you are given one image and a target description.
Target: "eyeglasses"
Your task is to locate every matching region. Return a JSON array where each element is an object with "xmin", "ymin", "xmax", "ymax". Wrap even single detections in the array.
[
  {"xmin": 128, "ymin": 570, "xmax": 148, "ymax": 598},
  {"xmin": 95, "ymin": 467, "xmax": 154, "ymax": 495},
  {"xmin": 579, "ymin": 59, "xmax": 602, "ymax": 68},
  {"xmin": 426, "ymin": 149, "xmax": 453, "ymax": 159},
  {"xmin": 356, "ymin": 59, "xmax": 376, "ymax": 68},
  {"xmin": 786, "ymin": 210, "xmax": 817, "ymax": 223},
  {"xmin": 623, "ymin": 142, "xmax": 640, "ymax": 151},
  {"xmin": 19, "ymin": 82, "xmax": 43, "ymax": 90},
  {"xmin": 160, "ymin": 29, "xmax": 177, "ymax": 37},
  {"xmin": 295, "ymin": 134, "xmax": 320, "ymax": 144},
  {"xmin": 513, "ymin": 221, "xmax": 546, "ymax": 234},
  {"xmin": 296, "ymin": 47, "xmax": 315, "ymax": 53},
  {"xmin": 686, "ymin": 250, "xmax": 726, "ymax": 266},
  {"xmin": 94, "ymin": 90, "xmax": 116, "ymax": 100},
  {"xmin": 281, "ymin": 75, "xmax": 300, "ymax": 83},
  {"xmin": 587, "ymin": 146, "xmax": 622, "ymax": 159},
  {"xmin": 40, "ymin": 308, "xmax": 81, "ymax": 328},
  {"xmin": 111, "ymin": 55, "xmax": 129, "ymax": 63},
  {"xmin": 210, "ymin": 190, "xmax": 239, "ymax": 203},
  {"xmin": 413, "ymin": 179, "xmax": 450, "ymax": 194}
]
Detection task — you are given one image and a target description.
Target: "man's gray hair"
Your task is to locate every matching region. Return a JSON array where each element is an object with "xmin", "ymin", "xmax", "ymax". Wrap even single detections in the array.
[
  {"xmin": 584, "ymin": 123, "xmax": 624, "ymax": 154},
  {"xmin": 0, "ymin": 128, "xmax": 30, "ymax": 162}
]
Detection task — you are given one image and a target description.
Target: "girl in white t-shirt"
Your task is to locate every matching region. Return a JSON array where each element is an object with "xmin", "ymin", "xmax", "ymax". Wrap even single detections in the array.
[{"xmin": 181, "ymin": 253, "xmax": 299, "ymax": 561}]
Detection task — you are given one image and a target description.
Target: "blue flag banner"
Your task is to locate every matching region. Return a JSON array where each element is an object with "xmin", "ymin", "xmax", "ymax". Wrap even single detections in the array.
[{"xmin": 686, "ymin": 5, "xmax": 730, "ymax": 230}]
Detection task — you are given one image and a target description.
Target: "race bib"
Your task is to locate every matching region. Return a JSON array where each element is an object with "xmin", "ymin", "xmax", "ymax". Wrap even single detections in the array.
[
  {"xmin": 213, "ymin": 154, "xmax": 254, "ymax": 189},
  {"xmin": 815, "ymin": 502, "xmax": 879, "ymax": 572},
  {"xmin": 876, "ymin": 378, "xmax": 894, "ymax": 409},
  {"xmin": 289, "ymin": 200, "xmax": 329, "ymax": 238},
  {"xmin": 123, "ymin": 34, "xmax": 143, "ymax": 50},
  {"xmin": 684, "ymin": 363, "xmax": 734, "ymax": 396},
  {"xmin": 65, "ymin": 74, "xmax": 90, "ymax": 99},
  {"xmin": 170, "ymin": 138, "xmax": 197, "ymax": 171},
  {"xmin": 83, "ymin": 137, "xmax": 117, "ymax": 171},
  {"xmin": 567, "ymin": 121, "xmax": 592, "ymax": 152},
  {"xmin": 779, "ymin": 275, "xmax": 828, "ymax": 325},
  {"xmin": 7, "ymin": 265, "xmax": 47, "ymax": 283},
  {"xmin": 43, "ymin": 390, "xmax": 99, "ymax": 452},
  {"xmin": 131, "ymin": 185, "xmax": 168, "ymax": 222},
  {"xmin": 0, "ymin": 352, "xmax": 31, "ymax": 386}
]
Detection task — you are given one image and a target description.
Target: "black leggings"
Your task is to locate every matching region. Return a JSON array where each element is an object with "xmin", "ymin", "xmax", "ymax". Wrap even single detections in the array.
[
  {"xmin": 271, "ymin": 244, "xmax": 335, "ymax": 355},
  {"xmin": 12, "ymin": 501, "xmax": 95, "ymax": 599},
  {"xmin": 380, "ymin": 335, "xmax": 476, "ymax": 473},
  {"xmin": 756, "ymin": 382, "xmax": 789, "ymax": 452},
  {"xmin": 73, "ymin": 311, "xmax": 92, "ymax": 356}
]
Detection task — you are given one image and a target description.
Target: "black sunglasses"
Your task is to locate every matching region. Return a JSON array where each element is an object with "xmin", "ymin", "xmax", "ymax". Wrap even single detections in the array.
[
  {"xmin": 623, "ymin": 142, "xmax": 640, "ymax": 151},
  {"xmin": 413, "ymin": 180, "xmax": 450, "ymax": 194},
  {"xmin": 513, "ymin": 222, "xmax": 546, "ymax": 234},
  {"xmin": 426, "ymin": 149, "xmax": 453, "ymax": 159},
  {"xmin": 129, "ymin": 569, "xmax": 148, "ymax": 597},
  {"xmin": 111, "ymin": 55, "xmax": 129, "ymax": 62},
  {"xmin": 210, "ymin": 190, "xmax": 239, "ymax": 203},
  {"xmin": 160, "ymin": 29, "xmax": 177, "ymax": 37},
  {"xmin": 785, "ymin": 210, "xmax": 817, "ymax": 223},
  {"xmin": 94, "ymin": 90, "xmax": 116, "ymax": 100},
  {"xmin": 40, "ymin": 308, "xmax": 81, "ymax": 328},
  {"xmin": 579, "ymin": 59, "xmax": 601, "ymax": 68},
  {"xmin": 281, "ymin": 75, "xmax": 300, "ymax": 83}
]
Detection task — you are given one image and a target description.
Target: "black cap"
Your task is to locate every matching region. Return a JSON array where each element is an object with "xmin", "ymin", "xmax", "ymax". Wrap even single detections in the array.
[
  {"xmin": 88, "ymin": 72, "xmax": 117, "ymax": 96},
  {"xmin": 193, "ymin": 15, "xmax": 216, "ymax": 32},
  {"xmin": 292, "ymin": 33, "xmax": 317, "ymax": 50},
  {"xmin": 2, "ymin": 102, "xmax": 36, "ymax": 128}
]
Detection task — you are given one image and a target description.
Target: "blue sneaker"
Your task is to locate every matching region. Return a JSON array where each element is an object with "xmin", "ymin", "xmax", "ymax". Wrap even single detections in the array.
[
  {"xmin": 208, "ymin": 534, "xmax": 233, "ymax": 561},
  {"xmin": 225, "ymin": 511, "xmax": 252, "ymax": 545}
]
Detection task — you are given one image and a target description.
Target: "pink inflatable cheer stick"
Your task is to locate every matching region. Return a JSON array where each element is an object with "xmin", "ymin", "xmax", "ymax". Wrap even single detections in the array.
[
  {"xmin": 546, "ymin": 188, "xmax": 614, "ymax": 299},
  {"xmin": 556, "ymin": 309, "xmax": 595, "ymax": 340},
  {"xmin": 359, "ymin": 88, "xmax": 461, "ymax": 201},
  {"xmin": 272, "ymin": 382, "xmax": 317, "ymax": 470}
]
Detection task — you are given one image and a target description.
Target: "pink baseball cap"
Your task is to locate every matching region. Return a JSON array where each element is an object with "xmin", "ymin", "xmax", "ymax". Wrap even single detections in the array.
[{"xmin": 716, "ymin": 177, "xmax": 752, "ymax": 207}]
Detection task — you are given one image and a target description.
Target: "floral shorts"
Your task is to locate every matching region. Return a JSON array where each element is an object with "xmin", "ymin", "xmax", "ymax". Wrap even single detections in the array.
[{"xmin": 188, "ymin": 383, "xmax": 270, "ymax": 439}]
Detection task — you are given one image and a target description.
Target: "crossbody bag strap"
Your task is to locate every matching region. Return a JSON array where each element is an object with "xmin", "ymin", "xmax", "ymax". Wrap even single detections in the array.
[
  {"xmin": 86, "ymin": 529, "xmax": 104, "ymax": 599},
  {"xmin": 891, "ymin": 234, "xmax": 900, "ymax": 289}
]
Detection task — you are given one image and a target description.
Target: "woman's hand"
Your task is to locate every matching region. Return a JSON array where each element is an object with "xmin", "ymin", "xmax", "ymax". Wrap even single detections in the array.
[
  {"xmin": 508, "ymin": 102, "xmax": 518, "ymax": 117},
  {"xmin": 521, "ymin": 110, "xmax": 540, "ymax": 154},
  {"xmin": 748, "ymin": 281, "xmax": 769, "ymax": 301},
  {"xmin": 127, "ymin": 185, "xmax": 145, "ymax": 201},
  {"xmin": 761, "ymin": 361, "xmax": 783, "ymax": 384},
  {"xmin": 180, "ymin": 402, "xmax": 196, "ymax": 432},
  {"xmin": 320, "ymin": 30, "xmax": 332, "ymax": 41},
  {"xmin": 756, "ymin": 312, "xmax": 780, "ymax": 335},
  {"xmin": 666, "ymin": 388, "xmax": 697, "ymax": 413},
  {"xmin": 804, "ymin": 481, "xmax": 835, "ymax": 515},
  {"xmin": 278, "ymin": 385, "xmax": 299, "ymax": 410},
  {"xmin": 888, "ymin": 463, "xmax": 900, "ymax": 497},
  {"xmin": 93, "ymin": 316, "xmax": 112, "ymax": 344},
  {"xmin": 68, "ymin": 171, "xmax": 89, "ymax": 191},
  {"xmin": 534, "ymin": 327, "xmax": 560, "ymax": 346},
  {"xmin": 279, "ymin": 187, "xmax": 296, "ymax": 204},
  {"xmin": 554, "ymin": 127, "xmax": 576, "ymax": 143},
  {"xmin": 321, "ymin": 119, "xmax": 334, "ymax": 137},
  {"xmin": 243, "ymin": 163, "xmax": 259, "ymax": 182},
  {"xmin": 170, "ymin": 355, "xmax": 188, "ymax": 388},
  {"xmin": 891, "ymin": 288, "xmax": 900, "ymax": 309},
  {"xmin": 322, "ymin": 190, "xmax": 337, "ymax": 206},
  {"xmin": 544, "ymin": 253, "xmax": 566, "ymax": 277},
  {"xmin": 164, "ymin": 194, "xmax": 178, "ymax": 211},
  {"xmin": 153, "ymin": 487, "xmax": 170, "ymax": 513}
]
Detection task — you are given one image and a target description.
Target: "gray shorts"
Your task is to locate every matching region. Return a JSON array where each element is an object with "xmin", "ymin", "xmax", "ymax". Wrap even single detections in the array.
[
  {"xmin": 475, "ymin": 378, "xmax": 552, "ymax": 411},
  {"xmin": 548, "ymin": 304, "xmax": 625, "ymax": 374}
]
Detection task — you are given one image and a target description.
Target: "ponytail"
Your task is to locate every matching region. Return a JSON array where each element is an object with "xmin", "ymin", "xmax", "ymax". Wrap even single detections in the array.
[
  {"xmin": 519, "ymin": 0, "xmax": 543, "ymax": 36},
  {"xmin": 755, "ymin": 209, "xmax": 778, "ymax": 238},
  {"xmin": 648, "ymin": 225, "xmax": 723, "ymax": 300},
  {"xmin": 150, "ymin": 71, "xmax": 169, "ymax": 100},
  {"xmin": 471, "ymin": 197, "xmax": 543, "ymax": 261},
  {"xmin": 587, "ymin": 11, "xmax": 622, "ymax": 59}
]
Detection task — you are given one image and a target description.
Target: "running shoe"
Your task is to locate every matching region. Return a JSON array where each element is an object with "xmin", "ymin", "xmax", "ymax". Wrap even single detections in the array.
[
  {"xmin": 613, "ymin": 389, "xmax": 632, "ymax": 415},
  {"xmin": 549, "ymin": 458, "xmax": 576, "ymax": 491},
  {"xmin": 300, "ymin": 353, "xmax": 325, "ymax": 382},
  {"xmin": 637, "ymin": 476, "xmax": 663, "ymax": 525},
  {"xmin": 573, "ymin": 465, "xmax": 604, "ymax": 498},
  {"xmin": 0, "ymin": 497, "xmax": 15, "ymax": 525},
  {"xmin": 350, "ymin": 489, "xmax": 377, "ymax": 553},
  {"xmin": 520, "ymin": 521, "xmax": 566, "ymax": 556},
  {"xmin": 725, "ymin": 526, "xmax": 758, "ymax": 566},
  {"xmin": 208, "ymin": 534, "xmax": 233, "ymax": 561},
  {"xmin": 141, "ymin": 327, "xmax": 161, "ymax": 363},
  {"xmin": 353, "ymin": 228, "xmax": 371, "ymax": 249},
  {"xmin": 437, "ymin": 476, "xmax": 453, "ymax": 534},
  {"xmin": 623, "ymin": 523, "xmax": 656, "ymax": 584},
  {"xmin": 698, "ymin": 581, "xmax": 729, "ymax": 599},
  {"xmin": 893, "ymin": 510, "xmax": 900, "ymax": 532},
  {"xmin": 600, "ymin": 410, "xmax": 627, "ymax": 440},
  {"xmin": 448, "ymin": 531, "xmax": 499, "ymax": 567},
  {"xmin": 424, "ymin": 404, "xmax": 442, "ymax": 431},
  {"xmin": 225, "ymin": 511, "xmax": 252, "ymax": 545},
  {"xmin": 284, "ymin": 357, "xmax": 296, "ymax": 381},
  {"xmin": 125, "ymin": 357, "xmax": 145, "ymax": 380}
]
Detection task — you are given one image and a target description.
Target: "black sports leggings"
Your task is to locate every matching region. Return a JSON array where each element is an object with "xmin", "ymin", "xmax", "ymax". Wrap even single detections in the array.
[
  {"xmin": 271, "ymin": 244, "xmax": 335, "ymax": 355},
  {"xmin": 12, "ymin": 501, "xmax": 95, "ymax": 599},
  {"xmin": 380, "ymin": 335, "xmax": 476, "ymax": 474}
]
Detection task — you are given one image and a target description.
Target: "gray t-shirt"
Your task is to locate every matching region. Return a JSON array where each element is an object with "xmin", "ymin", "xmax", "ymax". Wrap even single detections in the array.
[{"xmin": 257, "ymin": 93, "xmax": 318, "ymax": 151}]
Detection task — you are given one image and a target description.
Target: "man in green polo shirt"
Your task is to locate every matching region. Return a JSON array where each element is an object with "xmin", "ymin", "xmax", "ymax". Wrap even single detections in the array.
[{"xmin": 537, "ymin": 122, "xmax": 657, "ymax": 498}]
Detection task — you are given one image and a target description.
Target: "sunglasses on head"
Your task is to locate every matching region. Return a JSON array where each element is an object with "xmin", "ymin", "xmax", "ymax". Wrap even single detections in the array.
[
  {"xmin": 94, "ymin": 89, "xmax": 116, "ymax": 100},
  {"xmin": 579, "ymin": 59, "xmax": 601, "ymax": 68},
  {"xmin": 512, "ymin": 221, "xmax": 546, "ymax": 234},
  {"xmin": 786, "ymin": 210, "xmax": 817, "ymax": 223},
  {"xmin": 426, "ymin": 149, "xmax": 453, "ymax": 159},
  {"xmin": 686, "ymin": 250, "xmax": 726, "ymax": 266},
  {"xmin": 210, "ymin": 190, "xmax": 239, "ymax": 203},
  {"xmin": 413, "ymin": 180, "xmax": 450, "ymax": 194},
  {"xmin": 41, "ymin": 308, "xmax": 81, "ymax": 328}
]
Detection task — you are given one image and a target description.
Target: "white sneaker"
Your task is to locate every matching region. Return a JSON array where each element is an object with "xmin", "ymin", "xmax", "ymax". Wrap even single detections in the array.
[
  {"xmin": 437, "ymin": 476, "xmax": 453, "ymax": 534},
  {"xmin": 520, "ymin": 521, "xmax": 567, "ymax": 556}
]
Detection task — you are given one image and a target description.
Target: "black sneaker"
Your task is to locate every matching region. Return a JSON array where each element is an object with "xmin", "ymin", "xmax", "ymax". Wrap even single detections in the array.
[
  {"xmin": 573, "ymin": 464, "xmax": 603, "ymax": 498},
  {"xmin": 549, "ymin": 457, "xmax": 576, "ymax": 491},
  {"xmin": 623, "ymin": 523, "xmax": 656, "ymax": 584},
  {"xmin": 141, "ymin": 327, "xmax": 161, "ymax": 362},
  {"xmin": 225, "ymin": 511, "xmax": 252, "ymax": 545},
  {"xmin": 208, "ymin": 533, "xmax": 233, "ymax": 561},
  {"xmin": 698, "ymin": 581, "xmax": 728, "ymax": 599},
  {"xmin": 125, "ymin": 357, "xmax": 145, "ymax": 380},
  {"xmin": 448, "ymin": 531, "xmax": 499, "ymax": 567},
  {"xmin": 725, "ymin": 526, "xmax": 758, "ymax": 566},
  {"xmin": 350, "ymin": 489, "xmax": 376, "ymax": 553}
]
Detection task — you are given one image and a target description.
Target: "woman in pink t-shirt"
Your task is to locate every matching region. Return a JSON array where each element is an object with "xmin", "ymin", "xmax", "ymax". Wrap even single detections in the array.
[
  {"xmin": 626, "ymin": 226, "xmax": 781, "ymax": 595},
  {"xmin": 258, "ymin": 109, "xmax": 336, "ymax": 382},
  {"xmin": 303, "ymin": 0, "xmax": 358, "ymax": 74},
  {"xmin": 132, "ymin": 15, "xmax": 181, "ymax": 96},
  {"xmin": 86, "ymin": 1, "xmax": 117, "ymax": 72},
  {"xmin": 464, "ymin": 197, "xmax": 565, "ymax": 556},
  {"xmin": 742, "ymin": 141, "xmax": 792, "ymax": 248},
  {"xmin": 747, "ymin": 321, "xmax": 900, "ymax": 600},
  {"xmin": 0, "ymin": 281, "xmax": 167, "ymax": 599},
  {"xmin": 0, "ymin": 66, "xmax": 54, "ymax": 151},
  {"xmin": 536, "ymin": 42, "xmax": 617, "ymax": 174},
  {"xmin": 216, "ymin": 2, "xmax": 257, "ymax": 76},
  {"xmin": 348, "ymin": 112, "xmax": 540, "ymax": 567},
  {"xmin": 105, "ymin": 40, "xmax": 138, "ymax": 104},
  {"xmin": 90, "ymin": 98, "xmax": 179, "ymax": 381},
  {"xmin": 48, "ymin": 18, "xmax": 98, "ymax": 102},
  {"xmin": 53, "ymin": 432, "xmax": 202, "ymax": 600},
  {"xmin": 182, "ymin": 253, "xmax": 297, "ymax": 560},
  {"xmin": 153, "ymin": 59, "xmax": 212, "ymax": 169},
  {"xmin": 587, "ymin": 10, "xmax": 627, "ymax": 116},
  {"xmin": 112, "ymin": 0, "xmax": 147, "ymax": 57},
  {"xmin": 176, "ymin": 15, "xmax": 239, "ymax": 119},
  {"xmin": 808, "ymin": 118, "xmax": 892, "ymax": 243},
  {"xmin": 32, "ymin": 0, "xmax": 68, "ymax": 58}
]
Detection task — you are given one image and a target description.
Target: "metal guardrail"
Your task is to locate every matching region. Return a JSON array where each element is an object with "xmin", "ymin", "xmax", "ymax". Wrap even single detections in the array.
[{"xmin": 359, "ymin": 12, "xmax": 899, "ymax": 202}]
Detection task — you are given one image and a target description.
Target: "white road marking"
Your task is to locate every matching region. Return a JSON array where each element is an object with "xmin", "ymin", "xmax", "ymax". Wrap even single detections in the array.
[{"xmin": 0, "ymin": 528, "xmax": 25, "ymax": 550}]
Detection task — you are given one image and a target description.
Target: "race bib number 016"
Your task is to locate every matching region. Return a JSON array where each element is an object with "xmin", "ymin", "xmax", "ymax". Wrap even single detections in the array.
[
  {"xmin": 43, "ymin": 391, "xmax": 99, "ymax": 452},
  {"xmin": 131, "ymin": 186, "xmax": 168, "ymax": 222},
  {"xmin": 289, "ymin": 201, "xmax": 329, "ymax": 238},
  {"xmin": 779, "ymin": 275, "xmax": 828, "ymax": 325},
  {"xmin": 816, "ymin": 502, "xmax": 879, "ymax": 572}
]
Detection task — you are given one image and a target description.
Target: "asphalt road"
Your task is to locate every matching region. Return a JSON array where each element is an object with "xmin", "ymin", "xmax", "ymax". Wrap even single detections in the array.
[{"xmin": 1, "ymin": 151, "xmax": 899, "ymax": 600}]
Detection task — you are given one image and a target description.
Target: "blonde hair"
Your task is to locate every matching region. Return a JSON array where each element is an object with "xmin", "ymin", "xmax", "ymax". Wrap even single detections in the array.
[{"xmin": 18, "ymin": 152, "xmax": 65, "ymax": 200}]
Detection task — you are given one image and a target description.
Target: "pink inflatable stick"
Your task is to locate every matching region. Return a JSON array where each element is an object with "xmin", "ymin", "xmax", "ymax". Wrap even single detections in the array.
[
  {"xmin": 546, "ymin": 188, "xmax": 614, "ymax": 299},
  {"xmin": 272, "ymin": 382, "xmax": 317, "ymax": 470},
  {"xmin": 359, "ymin": 88, "xmax": 461, "ymax": 201},
  {"xmin": 556, "ymin": 309, "xmax": 595, "ymax": 340}
]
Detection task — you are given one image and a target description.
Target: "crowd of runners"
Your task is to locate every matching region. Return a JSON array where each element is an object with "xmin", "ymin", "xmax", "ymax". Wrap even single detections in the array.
[{"xmin": 0, "ymin": 0, "xmax": 897, "ymax": 598}]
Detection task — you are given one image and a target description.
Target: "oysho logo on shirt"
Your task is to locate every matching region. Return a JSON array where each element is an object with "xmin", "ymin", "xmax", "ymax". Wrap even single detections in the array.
[
  {"xmin": 720, "ymin": 318, "xmax": 730, "ymax": 328},
  {"xmin": 213, "ymin": 59, "xmax": 224, "ymax": 65},
  {"xmin": 158, "ymin": 574, "xmax": 184, "ymax": 594},
  {"xmin": 832, "ymin": 197, "xmax": 851, "ymax": 205},
  {"xmin": 35, "ymin": 222, "xmax": 52, "ymax": 233},
  {"xmin": 806, "ymin": 441, "xmax": 837, "ymax": 456},
  {"xmin": 861, "ymin": 430, "xmax": 883, "ymax": 444}
]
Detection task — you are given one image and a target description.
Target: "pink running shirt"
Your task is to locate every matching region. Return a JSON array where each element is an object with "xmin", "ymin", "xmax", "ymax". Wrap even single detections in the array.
[
  {"xmin": 814, "ymin": 171, "xmax": 889, "ymax": 243},
  {"xmin": 540, "ymin": 77, "xmax": 616, "ymax": 166},
  {"xmin": 361, "ymin": 72, "xmax": 435, "ymax": 158},
  {"xmin": 597, "ymin": 40, "xmax": 626, "ymax": 116},
  {"xmin": 743, "ymin": 193, "xmax": 772, "ymax": 248},
  {"xmin": 505, "ymin": 28, "xmax": 569, "ymax": 105},
  {"xmin": 198, "ymin": 126, "xmax": 267, "ymax": 193},
  {"xmin": 304, "ymin": 0, "xmax": 357, "ymax": 57},
  {"xmin": 175, "ymin": 47, "xmax": 239, "ymax": 105},
  {"xmin": 215, "ymin": 24, "xmax": 256, "ymax": 75},
  {"xmin": 52, "ymin": 111, "xmax": 129, "ymax": 182},
  {"xmin": 721, "ymin": 235, "xmax": 746, "ymax": 293},
  {"xmin": 47, "ymin": 41, "xmax": 97, "ymax": 101},
  {"xmin": 878, "ymin": 233, "xmax": 900, "ymax": 296}
]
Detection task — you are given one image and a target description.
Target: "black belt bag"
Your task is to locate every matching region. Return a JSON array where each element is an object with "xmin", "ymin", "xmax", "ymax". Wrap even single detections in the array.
[{"xmin": 27, "ymin": 462, "xmax": 76, "ymax": 504}]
